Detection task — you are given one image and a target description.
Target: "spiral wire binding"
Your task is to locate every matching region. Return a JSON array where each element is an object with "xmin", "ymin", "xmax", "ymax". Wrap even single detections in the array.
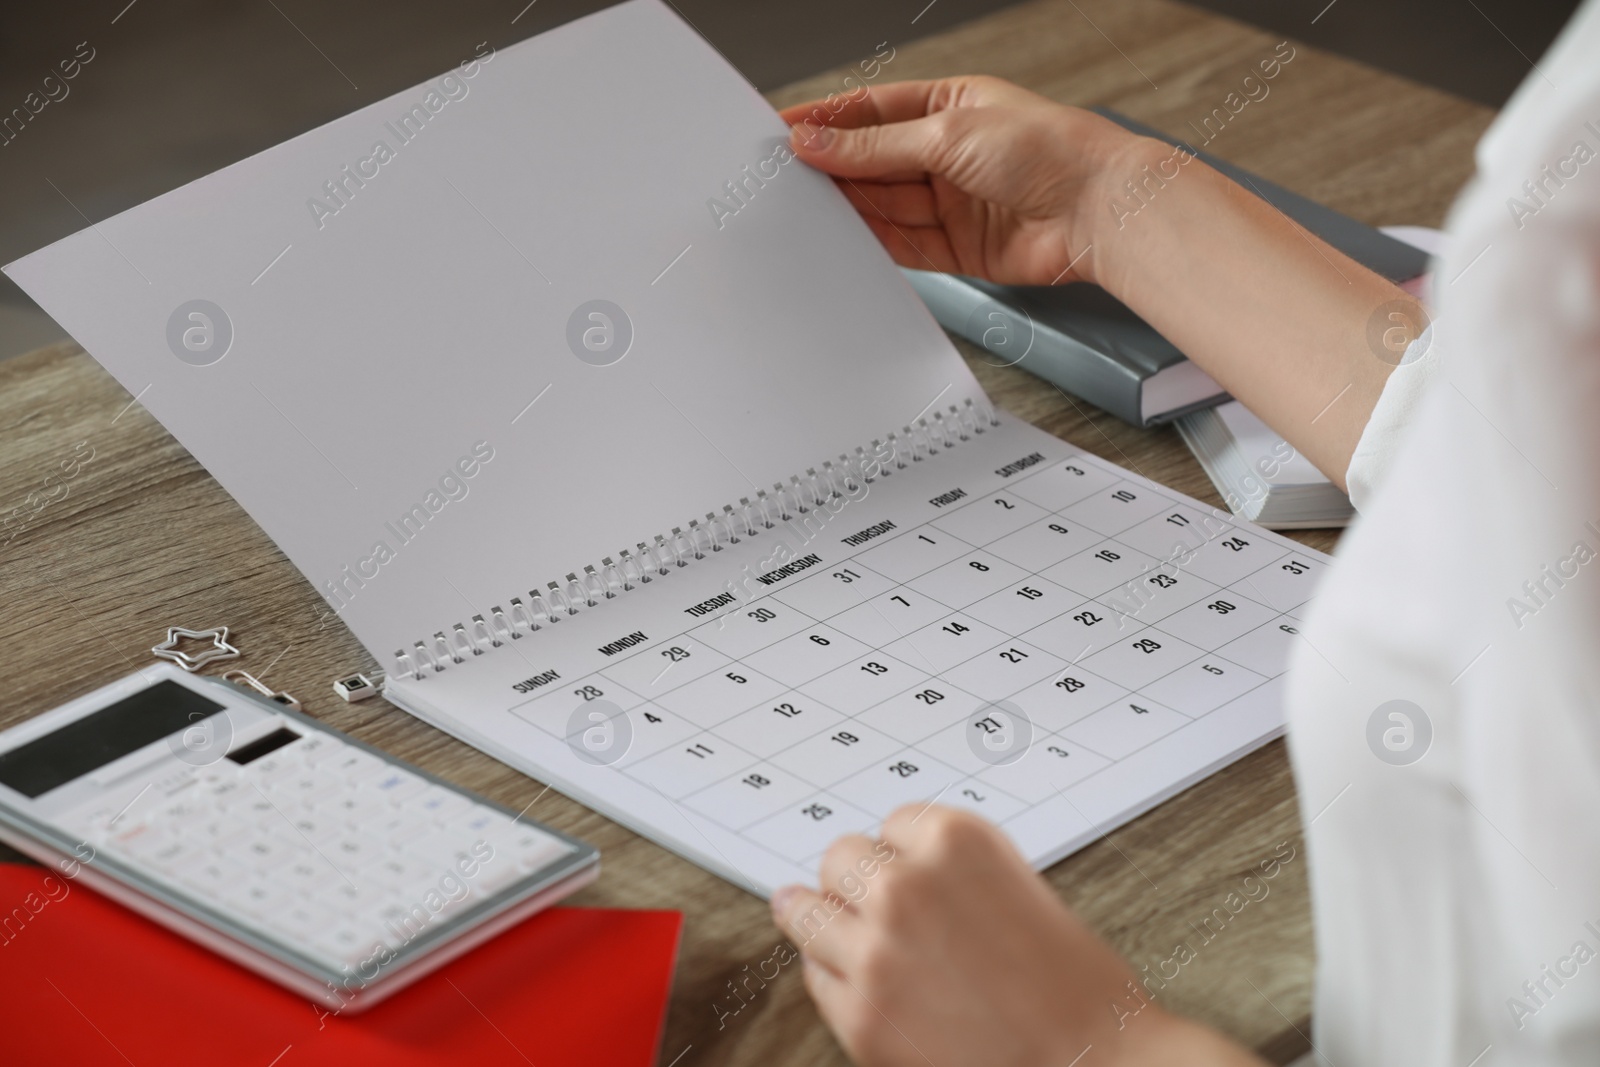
[{"xmin": 392, "ymin": 399, "xmax": 999, "ymax": 680}]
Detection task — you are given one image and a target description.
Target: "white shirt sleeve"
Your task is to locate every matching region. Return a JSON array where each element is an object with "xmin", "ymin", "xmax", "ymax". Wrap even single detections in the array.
[{"xmin": 1343, "ymin": 325, "xmax": 1439, "ymax": 512}]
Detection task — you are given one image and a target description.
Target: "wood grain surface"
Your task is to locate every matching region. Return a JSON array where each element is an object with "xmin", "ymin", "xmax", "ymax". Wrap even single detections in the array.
[{"xmin": 0, "ymin": 0, "xmax": 1493, "ymax": 1062}]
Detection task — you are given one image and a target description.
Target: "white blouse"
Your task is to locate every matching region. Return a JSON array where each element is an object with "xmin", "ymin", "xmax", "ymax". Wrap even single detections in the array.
[{"xmin": 1290, "ymin": 2, "xmax": 1600, "ymax": 1063}]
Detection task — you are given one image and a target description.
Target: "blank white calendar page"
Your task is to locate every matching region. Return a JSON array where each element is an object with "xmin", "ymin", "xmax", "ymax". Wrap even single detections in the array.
[{"xmin": 385, "ymin": 413, "xmax": 1331, "ymax": 896}]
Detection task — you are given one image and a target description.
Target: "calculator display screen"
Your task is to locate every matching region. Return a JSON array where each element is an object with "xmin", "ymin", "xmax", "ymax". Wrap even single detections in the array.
[{"xmin": 0, "ymin": 680, "xmax": 224, "ymax": 799}]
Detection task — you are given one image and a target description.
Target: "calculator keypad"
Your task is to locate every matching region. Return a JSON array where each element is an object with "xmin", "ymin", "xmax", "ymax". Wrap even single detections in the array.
[{"xmin": 71, "ymin": 732, "xmax": 572, "ymax": 971}]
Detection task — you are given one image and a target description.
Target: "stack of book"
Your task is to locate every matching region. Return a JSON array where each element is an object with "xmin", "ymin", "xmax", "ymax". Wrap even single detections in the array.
[{"xmin": 1175, "ymin": 400, "xmax": 1353, "ymax": 529}]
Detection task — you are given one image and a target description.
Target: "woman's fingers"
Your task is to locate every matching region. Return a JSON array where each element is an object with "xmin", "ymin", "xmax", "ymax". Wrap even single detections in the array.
[
  {"xmin": 838, "ymin": 180, "xmax": 941, "ymax": 228},
  {"xmin": 857, "ymin": 214, "xmax": 960, "ymax": 272},
  {"xmin": 789, "ymin": 111, "xmax": 960, "ymax": 180},
  {"xmin": 777, "ymin": 79, "xmax": 946, "ymax": 130},
  {"xmin": 771, "ymin": 884, "xmax": 863, "ymax": 973},
  {"xmin": 819, "ymin": 833, "xmax": 880, "ymax": 899}
]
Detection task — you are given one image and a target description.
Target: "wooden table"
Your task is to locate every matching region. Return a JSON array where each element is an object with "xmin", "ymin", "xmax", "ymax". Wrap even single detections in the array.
[{"xmin": 0, "ymin": 0, "xmax": 1491, "ymax": 1061}]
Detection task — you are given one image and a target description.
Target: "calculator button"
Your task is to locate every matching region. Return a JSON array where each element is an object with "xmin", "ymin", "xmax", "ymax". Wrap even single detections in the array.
[
  {"xmin": 404, "ymin": 828, "xmax": 482, "ymax": 870},
  {"xmin": 460, "ymin": 806, "xmax": 511, "ymax": 839},
  {"xmin": 199, "ymin": 813, "xmax": 251, "ymax": 842},
  {"xmin": 742, "ymin": 625, "xmax": 870, "ymax": 688},
  {"xmin": 369, "ymin": 769, "xmax": 430, "ymax": 805},
  {"xmin": 1006, "ymin": 458, "xmax": 1118, "ymax": 511},
  {"xmin": 1058, "ymin": 481, "xmax": 1170, "ymax": 535},
  {"xmin": 1060, "ymin": 698, "xmax": 1189, "ymax": 761},
  {"xmin": 929, "ymin": 490, "xmax": 1048, "ymax": 546},
  {"xmin": 320, "ymin": 747, "xmax": 389, "ymax": 782},
  {"xmin": 224, "ymin": 879, "xmax": 291, "ymax": 922},
  {"xmin": 415, "ymin": 786, "xmax": 474, "ymax": 824},
  {"xmin": 267, "ymin": 772, "xmax": 343, "ymax": 805},
  {"xmin": 491, "ymin": 824, "xmax": 573, "ymax": 873},
  {"xmin": 907, "ymin": 551, "xmax": 1028, "ymax": 609},
  {"xmin": 198, "ymin": 778, "xmax": 245, "ymax": 808},
  {"xmin": 470, "ymin": 854, "xmax": 526, "ymax": 894},
  {"xmin": 278, "ymin": 855, "xmax": 339, "ymax": 893},
  {"xmin": 236, "ymin": 833, "xmax": 299, "ymax": 871},
  {"xmin": 292, "ymin": 734, "xmax": 340, "ymax": 764},
  {"xmin": 325, "ymin": 833, "xmax": 386, "ymax": 870},
  {"xmin": 172, "ymin": 854, "xmax": 244, "ymax": 896},
  {"xmin": 324, "ymin": 789, "xmax": 393, "ymax": 828},
  {"xmin": 309, "ymin": 921, "xmax": 383, "ymax": 964},
  {"xmin": 270, "ymin": 901, "xmax": 339, "ymax": 941},
  {"xmin": 365, "ymin": 853, "xmax": 430, "ymax": 887}
]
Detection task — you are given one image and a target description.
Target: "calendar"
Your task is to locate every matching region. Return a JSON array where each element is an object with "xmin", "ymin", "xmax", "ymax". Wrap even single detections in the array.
[
  {"xmin": 385, "ymin": 413, "xmax": 1328, "ymax": 896},
  {"xmin": 8, "ymin": 0, "xmax": 1331, "ymax": 898}
]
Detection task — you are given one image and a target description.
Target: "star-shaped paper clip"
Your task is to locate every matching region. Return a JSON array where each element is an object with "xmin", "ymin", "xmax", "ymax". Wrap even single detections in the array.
[{"xmin": 152, "ymin": 625, "xmax": 241, "ymax": 672}]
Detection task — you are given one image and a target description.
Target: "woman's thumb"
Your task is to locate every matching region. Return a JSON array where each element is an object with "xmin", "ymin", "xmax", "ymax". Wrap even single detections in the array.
[{"xmin": 789, "ymin": 114, "xmax": 948, "ymax": 179}]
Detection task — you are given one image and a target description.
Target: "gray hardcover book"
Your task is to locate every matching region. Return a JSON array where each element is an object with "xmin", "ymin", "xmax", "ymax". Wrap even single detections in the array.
[{"xmin": 904, "ymin": 109, "xmax": 1431, "ymax": 427}]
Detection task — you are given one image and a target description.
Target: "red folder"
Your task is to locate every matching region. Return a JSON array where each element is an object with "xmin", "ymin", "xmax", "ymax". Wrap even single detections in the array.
[{"xmin": 0, "ymin": 864, "xmax": 681, "ymax": 1066}]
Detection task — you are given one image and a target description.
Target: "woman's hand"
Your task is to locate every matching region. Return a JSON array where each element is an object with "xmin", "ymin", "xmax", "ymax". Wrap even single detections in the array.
[
  {"xmin": 780, "ymin": 77, "xmax": 1148, "ymax": 287},
  {"xmin": 770, "ymin": 804, "xmax": 1264, "ymax": 1067},
  {"xmin": 783, "ymin": 74, "xmax": 1416, "ymax": 490}
]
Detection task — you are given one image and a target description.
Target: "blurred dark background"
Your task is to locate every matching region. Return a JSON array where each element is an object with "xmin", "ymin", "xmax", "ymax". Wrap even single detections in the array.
[{"xmin": 0, "ymin": 0, "xmax": 1583, "ymax": 360}]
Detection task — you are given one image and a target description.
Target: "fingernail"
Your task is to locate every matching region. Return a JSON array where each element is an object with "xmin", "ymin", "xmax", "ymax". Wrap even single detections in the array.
[{"xmin": 770, "ymin": 885, "xmax": 798, "ymax": 916}]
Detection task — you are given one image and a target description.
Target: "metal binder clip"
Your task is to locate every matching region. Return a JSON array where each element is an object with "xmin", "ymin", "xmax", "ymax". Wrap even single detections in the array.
[
  {"xmin": 333, "ymin": 672, "xmax": 382, "ymax": 702},
  {"xmin": 151, "ymin": 626, "xmax": 241, "ymax": 672},
  {"xmin": 222, "ymin": 669, "xmax": 302, "ymax": 711}
]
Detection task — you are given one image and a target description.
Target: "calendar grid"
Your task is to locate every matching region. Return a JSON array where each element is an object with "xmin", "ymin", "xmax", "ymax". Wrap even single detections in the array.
[{"xmin": 505, "ymin": 451, "xmax": 1322, "ymax": 866}]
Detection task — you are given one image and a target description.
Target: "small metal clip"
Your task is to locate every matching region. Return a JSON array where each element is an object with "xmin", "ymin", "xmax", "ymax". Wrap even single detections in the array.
[
  {"xmin": 333, "ymin": 672, "xmax": 381, "ymax": 702},
  {"xmin": 221, "ymin": 668, "xmax": 302, "ymax": 711},
  {"xmin": 152, "ymin": 625, "xmax": 241, "ymax": 672}
]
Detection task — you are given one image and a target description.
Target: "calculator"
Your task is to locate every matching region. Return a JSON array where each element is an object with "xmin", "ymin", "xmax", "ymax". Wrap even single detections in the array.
[{"xmin": 0, "ymin": 664, "xmax": 598, "ymax": 1011}]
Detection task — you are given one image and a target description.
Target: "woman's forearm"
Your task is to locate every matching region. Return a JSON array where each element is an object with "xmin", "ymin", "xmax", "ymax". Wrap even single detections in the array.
[{"xmin": 1086, "ymin": 137, "xmax": 1420, "ymax": 491}]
